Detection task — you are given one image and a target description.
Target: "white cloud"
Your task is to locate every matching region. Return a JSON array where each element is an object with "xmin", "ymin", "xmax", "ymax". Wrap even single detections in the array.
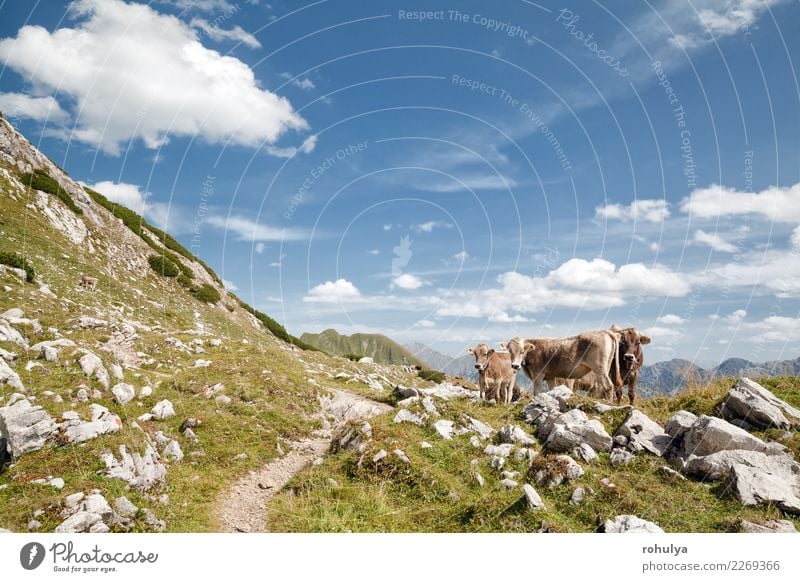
[
  {"xmin": 740, "ymin": 316, "xmax": 800, "ymax": 343},
  {"xmin": 367, "ymin": 249, "xmax": 380, "ymax": 255},
  {"xmin": 222, "ymin": 279, "xmax": 238, "ymax": 291},
  {"xmin": 270, "ymin": 253, "xmax": 286, "ymax": 268},
  {"xmin": 0, "ymin": 93, "xmax": 68, "ymax": 123},
  {"xmin": 488, "ymin": 312, "xmax": 530, "ymax": 323},
  {"xmin": 255, "ymin": 242, "xmax": 265, "ymax": 254},
  {"xmin": 304, "ymin": 279, "xmax": 363, "ymax": 303},
  {"xmin": 279, "ymin": 72, "xmax": 316, "ymax": 90},
  {"xmin": 649, "ymin": 242, "xmax": 661, "ymax": 252},
  {"xmin": 190, "ymin": 18, "xmax": 261, "ymax": 49},
  {"xmin": 265, "ymin": 134, "xmax": 318, "ymax": 158},
  {"xmin": 657, "ymin": 314, "xmax": 686, "ymax": 325},
  {"xmin": 693, "ymin": 229, "xmax": 738, "ymax": 253},
  {"xmin": 453, "ymin": 251, "xmax": 470, "ymax": 262},
  {"xmin": 698, "ymin": 0, "xmax": 784, "ymax": 38},
  {"xmin": 421, "ymin": 175, "xmax": 517, "ymax": 193},
  {"xmin": 206, "ymin": 215, "xmax": 308, "ymax": 241},
  {"xmin": 725, "ymin": 309, "xmax": 747, "ymax": 324},
  {"xmin": 595, "ymin": 199, "xmax": 670, "ymax": 223},
  {"xmin": 0, "ymin": 0, "xmax": 309, "ymax": 155},
  {"xmin": 642, "ymin": 326, "xmax": 683, "ymax": 342},
  {"xmin": 158, "ymin": 0, "xmax": 236, "ymax": 11},
  {"xmin": 436, "ymin": 258, "xmax": 690, "ymax": 317},
  {"xmin": 393, "ymin": 273, "xmax": 425, "ymax": 290},
  {"xmin": 88, "ymin": 181, "xmax": 149, "ymax": 214},
  {"xmin": 413, "ymin": 221, "xmax": 453, "ymax": 233},
  {"xmin": 681, "ymin": 182, "xmax": 800, "ymax": 223},
  {"xmin": 414, "ymin": 319, "xmax": 435, "ymax": 328}
]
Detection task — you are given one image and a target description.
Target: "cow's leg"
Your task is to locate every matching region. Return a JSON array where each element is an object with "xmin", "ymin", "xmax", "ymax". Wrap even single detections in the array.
[
  {"xmin": 533, "ymin": 376, "xmax": 545, "ymax": 396},
  {"xmin": 507, "ymin": 378, "xmax": 516, "ymax": 404},
  {"xmin": 594, "ymin": 369, "xmax": 618, "ymax": 404},
  {"xmin": 628, "ymin": 376, "xmax": 637, "ymax": 405},
  {"xmin": 478, "ymin": 376, "xmax": 485, "ymax": 401}
]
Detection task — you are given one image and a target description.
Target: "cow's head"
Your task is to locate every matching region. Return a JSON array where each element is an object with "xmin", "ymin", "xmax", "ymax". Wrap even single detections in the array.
[
  {"xmin": 467, "ymin": 343, "xmax": 494, "ymax": 372},
  {"xmin": 611, "ymin": 325, "xmax": 651, "ymax": 365},
  {"xmin": 500, "ymin": 336, "xmax": 534, "ymax": 371}
]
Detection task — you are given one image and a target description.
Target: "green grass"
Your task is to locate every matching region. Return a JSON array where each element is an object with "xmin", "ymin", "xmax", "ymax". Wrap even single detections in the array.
[
  {"xmin": 417, "ymin": 369, "xmax": 445, "ymax": 383},
  {"xmin": 148, "ymin": 254, "xmax": 180, "ymax": 278},
  {"xmin": 191, "ymin": 283, "xmax": 221, "ymax": 304},
  {"xmin": 20, "ymin": 169, "xmax": 82, "ymax": 215},
  {"xmin": 0, "ymin": 250, "xmax": 35, "ymax": 282}
]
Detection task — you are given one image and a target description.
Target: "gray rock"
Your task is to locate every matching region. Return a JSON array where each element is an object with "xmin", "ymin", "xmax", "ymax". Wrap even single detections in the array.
[
  {"xmin": 680, "ymin": 415, "xmax": 778, "ymax": 458},
  {"xmin": 727, "ymin": 455, "xmax": 800, "ymax": 514},
  {"xmin": 77, "ymin": 351, "xmax": 110, "ymax": 389},
  {"xmin": 719, "ymin": 377, "xmax": 800, "ymax": 430},
  {"xmin": 603, "ymin": 515, "xmax": 664, "ymax": 533},
  {"xmin": 665, "ymin": 410, "xmax": 697, "ymax": 439},
  {"xmin": 42, "ymin": 346, "xmax": 58, "ymax": 362},
  {"xmin": 465, "ymin": 416, "xmax": 493, "ymax": 439},
  {"xmin": 372, "ymin": 449, "xmax": 387, "ymax": 463},
  {"xmin": 500, "ymin": 478, "xmax": 518, "ymax": 489},
  {"xmin": 215, "ymin": 395, "xmax": 232, "ymax": 405},
  {"xmin": 110, "ymin": 363, "xmax": 124, "ymax": 381},
  {"xmin": 151, "ymin": 399, "xmax": 175, "ymax": 420},
  {"xmin": 140, "ymin": 508, "xmax": 166, "ymax": 532},
  {"xmin": 163, "ymin": 440, "xmax": 184, "ymax": 462},
  {"xmin": 420, "ymin": 441, "xmax": 433, "ymax": 449},
  {"xmin": 48, "ymin": 477, "xmax": 65, "ymax": 489},
  {"xmin": 683, "ymin": 450, "xmax": 781, "ymax": 480},
  {"xmin": 100, "ymin": 444, "xmax": 167, "ymax": 490},
  {"xmin": 393, "ymin": 449, "xmax": 411, "ymax": 464},
  {"xmin": 0, "ymin": 358, "xmax": 24, "ymax": 391},
  {"xmin": 474, "ymin": 473, "xmax": 485, "ymax": 487},
  {"xmin": 27, "ymin": 519, "xmax": 41, "ymax": 531},
  {"xmin": 55, "ymin": 511, "xmax": 102, "ymax": 533},
  {"xmin": 616, "ymin": 409, "xmax": 670, "ymax": 455},
  {"xmin": 501, "ymin": 470, "xmax": 520, "ymax": 480},
  {"xmin": 89, "ymin": 522, "xmax": 110, "ymax": 533},
  {"xmin": 111, "ymin": 383, "xmax": 135, "ymax": 406},
  {"xmin": 76, "ymin": 388, "xmax": 89, "ymax": 402},
  {"xmin": 613, "ymin": 435, "xmax": 628, "ymax": 447},
  {"xmin": 421, "ymin": 397, "xmax": 439, "ymax": 417},
  {"xmin": 74, "ymin": 316, "xmax": 108, "ymax": 329},
  {"xmin": 394, "ymin": 386, "xmax": 419, "ymax": 399},
  {"xmin": 139, "ymin": 385, "xmax": 153, "ymax": 399},
  {"xmin": 113, "ymin": 496, "xmax": 138, "ymax": 519},
  {"xmin": 659, "ymin": 465, "xmax": 687, "ymax": 481},
  {"xmin": 541, "ymin": 409, "xmax": 612, "ymax": 453},
  {"xmin": 740, "ymin": 519, "xmax": 798, "ymax": 533},
  {"xmin": 499, "ymin": 423, "xmax": 536, "ymax": 446},
  {"xmin": 65, "ymin": 492, "xmax": 85, "ymax": 509},
  {"xmin": 610, "ymin": 449, "xmax": 635, "ymax": 466},
  {"xmin": 0, "ymin": 397, "xmax": 57, "ymax": 457},
  {"xmin": 357, "ymin": 357, "xmax": 374, "ymax": 364},
  {"xmin": 432, "ymin": 419, "xmax": 454, "ymax": 440},
  {"xmin": 489, "ymin": 456, "xmax": 505, "ymax": 470},
  {"xmin": 569, "ymin": 486, "xmax": 585, "ymax": 506},
  {"xmin": 574, "ymin": 443, "xmax": 597, "ymax": 463},
  {"xmin": 533, "ymin": 455, "xmax": 584, "ymax": 489},
  {"xmin": 393, "ymin": 409, "xmax": 423, "ymax": 425},
  {"xmin": 0, "ymin": 321, "xmax": 28, "ymax": 347},
  {"xmin": 469, "ymin": 435, "xmax": 482, "ymax": 448},
  {"xmin": 484, "ymin": 443, "xmax": 513, "ymax": 458},
  {"xmin": 61, "ymin": 404, "xmax": 122, "ymax": 443}
]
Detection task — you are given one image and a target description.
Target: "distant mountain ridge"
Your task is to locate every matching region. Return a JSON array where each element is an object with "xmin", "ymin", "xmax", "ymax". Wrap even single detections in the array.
[{"xmin": 300, "ymin": 329, "xmax": 426, "ymax": 367}]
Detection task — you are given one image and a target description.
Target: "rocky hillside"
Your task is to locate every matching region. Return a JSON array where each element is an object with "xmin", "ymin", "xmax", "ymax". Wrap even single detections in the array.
[
  {"xmin": 300, "ymin": 329, "xmax": 425, "ymax": 367},
  {"xmin": 2, "ymin": 118, "xmax": 799, "ymax": 534}
]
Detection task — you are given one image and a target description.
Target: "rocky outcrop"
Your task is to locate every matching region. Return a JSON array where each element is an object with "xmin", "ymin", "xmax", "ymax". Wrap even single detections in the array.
[
  {"xmin": 60, "ymin": 405, "xmax": 122, "ymax": 443},
  {"xmin": 603, "ymin": 515, "xmax": 664, "ymax": 533},
  {"xmin": 615, "ymin": 409, "xmax": 670, "ymax": 455},
  {"xmin": 719, "ymin": 377, "xmax": 800, "ymax": 430},
  {"xmin": 678, "ymin": 415, "xmax": 780, "ymax": 458},
  {"xmin": 727, "ymin": 455, "xmax": 800, "ymax": 515},
  {"xmin": 100, "ymin": 444, "xmax": 167, "ymax": 491},
  {"xmin": 77, "ymin": 350, "xmax": 110, "ymax": 390},
  {"xmin": 0, "ymin": 396, "xmax": 57, "ymax": 457},
  {"xmin": 0, "ymin": 358, "xmax": 24, "ymax": 391},
  {"xmin": 540, "ymin": 409, "xmax": 612, "ymax": 453}
]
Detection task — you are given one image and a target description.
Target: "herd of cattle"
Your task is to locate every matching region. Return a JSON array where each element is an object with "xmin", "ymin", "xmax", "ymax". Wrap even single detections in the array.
[{"xmin": 467, "ymin": 325, "xmax": 651, "ymax": 405}]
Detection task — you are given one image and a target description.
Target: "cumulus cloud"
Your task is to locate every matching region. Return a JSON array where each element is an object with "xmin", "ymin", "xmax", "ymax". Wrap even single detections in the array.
[
  {"xmin": 0, "ymin": 0, "xmax": 309, "ymax": 155},
  {"xmin": 222, "ymin": 279, "xmax": 238, "ymax": 291},
  {"xmin": 0, "ymin": 93, "xmax": 68, "ymax": 123},
  {"xmin": 681, "ymin": 182, "xmax": 800, "ymax": 223},
  {"xmin": 255, "ymin": 242, "xmax": 265, "ymax": 254},
  {"xmin": 393, "ymin": 273, "xmax": 425, "ymax": 290},
  {"xmin": 642, "ymin": 326, "xmax": 683, "ymax": 342},
  {"xmin": 414, "ymin": 319, "xmax": 435, "ymax": 328},
  {"xmin": 206, "ymin": 215, "xmax": 308, "ymax": 241},
  {"xmin": 436, "ymin": 258, "xmax": 690, "ymax": 318},
  {"xmin": 693, "ymin": 229, "xmax": 738, "ymax": 253},
  {"xmin": 657, "ymin": 314, "xmax": 686, "ymax": 325},
  {"xmin": 453, "ymin": 251, "xmax": 470, "ymax": 262},
  {"xmin": 595, "ymin": 199, "xmax": 670, "ymax": 223},
  {"xmin": 189, "ymin": 18, "xmax": 261, "ymax": 49},
  {"xmin": 741, "ymin": 315, "xmax": 800, "ymax": 343},
  {"xmin": 488, "ymin": 312, "xmax": 530, "ymax": 323},
  {"xmin": 279, "ymin": 72, "xmax": 316, "ymax": 90},
  {"xmin": 367, "ymin": 249, "xmax": 380, "ymax": 255},
  {"xmin": 725, "ymin": 309, "xmax": 747, "ymax": 324},
  {"xmin": 304, "ymin": 279, "xmax": 363, "ymax": 303}
]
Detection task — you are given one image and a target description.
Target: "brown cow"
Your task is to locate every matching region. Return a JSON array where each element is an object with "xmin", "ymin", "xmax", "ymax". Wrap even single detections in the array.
[
  {"xmin": 503, "ymin": 331, "xmax": 621, "ymax": 396},
  {"xmin": 610, "ymin": 324, "xmax": 651, "ymax": 405},
  {"xmin": 467, "ymin": 343, "xmax": 517, "ymax": 403}
]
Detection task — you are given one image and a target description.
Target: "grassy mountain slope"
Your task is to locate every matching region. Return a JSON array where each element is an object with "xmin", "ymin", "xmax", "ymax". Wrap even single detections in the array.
[{"xmin": 301, "ymin": 329, "xmax": 426, "ymax": 367}]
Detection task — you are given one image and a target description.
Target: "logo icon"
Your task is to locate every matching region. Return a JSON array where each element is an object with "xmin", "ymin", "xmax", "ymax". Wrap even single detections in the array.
[{"xmin": 20, "ymin": 542, "xmax": 45, "ymax": 570}]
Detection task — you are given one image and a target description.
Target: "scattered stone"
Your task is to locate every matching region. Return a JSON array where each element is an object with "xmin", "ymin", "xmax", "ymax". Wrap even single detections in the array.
[
  {"xmin": 65, "ymin": 492, "xmax": 85, "ymax": 509},
  {"xmin": 465, "ymin": 416, "xmax": 493, "ymax": 439},
  {"xmin": 532, "ymin": 455, "xmax": 584, "ymax": 489},
  {"xmin": 0, "ymin": 358, "xmax": 25, "ymax": 391},
  {"xmin": 137, "ymin": 413, "xmax": 154, "ymax": 423},
  {"xmin": 203, "ymin": 383, "xmax": 224, "ymax": 399},
  {"xmin": 358, "ymin": 357, "xmax": 374, "ymax": 364},
  {"xmin": 89, "ymin": 522, "xmax": 110, "ymax": 533},
  {"xmin": 77, "ymin": 351, "xmax": 110, "ymax": 389},
  {"xmin": 114, "ymin": 497, "xmax": 138, "ymax": 519},
  {"xmin": 193, "ymin": 359, "xmax": 211, "ymax": 368},
  {"xmin": 163, "ymin": 440, "xmax": 184, "ymax": 462},
  {"xmin": 610, "ymin": 449, "xmax": 635, "ymax": 466},
  {"xmin": 151, "ymin": 400, "xmax": 175, "ymax": 420},
  {"xmin": 140, "ymin": 508, "xmax": 165, "ymax": 532},
  {"xmin": 421, "ymin": 397, "xmax": 439, "ymax": 417},
  {"xmin": 665, "ymin": 410, "xmax": 697, "ymax": 439},
  {"xmin": 727, "ymin": 455, "xmax": 800, "ymax": 514},
  {"xmin": 420, "ymin": 441, "xmax": 433, "ymax": 449},
  {"xmin": 74, "ymin": 316, "xmax": 108, "ymax": 329},
  {"xmin": 499, "ymin": 423, "xmax": 536, "ymax": 446},
  {"xmin": 599, "ymin": 477, "xmax": 617, "ymax": 492},
  {"xmin": 500, "ymin": 478, "xmax": 518, "ymax": 489},
  {"xmin": 569, "ymin": 486, "xmax": 585, "ymax": 506},
  {"xmin": 0, "ymin": 396, "xmax": 57, "ymax": 457},
  {"xmin": 393, "ymin": 409, "xmax": 423, "ymax": 425},
  {"xmin": 394, "ymin": 386, "xmax": 419, "ymax": 399},
  {"xmin": 659, "ymin": 465, "xmax": 687, "ymax": 481},
  {"xmin": 48, "ymin": 477, "xmax": 65, "ymax": 489},
  {"xmin": 393, "ymin": 449, "xmax": 411, "ymax": 464},
  {"xmin": 719, "ymin": 378, "xmax": 800, "ymax": 430},
  {"xmin": 541, "ymin": 409, "xmax": 613, "ymax": 453},
  {"xmin": 27, "ymin": 519, "xmax": 41, "ymax": 531},
  {"xmin": 523, "ymin": 483, "xmax": 545, "ymax": 511},
  {"xmin": 208, "ymin": 339, "xmax": 222, "ymax": 347},
  {"xmin": 740, "ymin": 519, "xmax": 798, "ymax": 533},
  {"xmin": 111, "ymin": 383, "xmax": 135, "ymax": 406},
  {"xmin": 372, "ymin": 449, "xmax": 388, "ymax": 463},
  {"xmin": 432, "ymin": 419, "xmax": 454, "ymax": 440},
  {"xmin": 680, "ymin": 415, "xmax": 780, "ymax": 458},
  {"xmin": 100, "ymin": 444, "xmax": 167, "ymax": 490},
  {"xmin": 616, "ymin": 409, "xmax": 670, "ymax": 455},
  {"xmin": 215, "ymin": 395, "xmax": 232, "ymax": 405},
  {"xmin": 139, "ymin": 385, "xmax": 152, "ymax": 399},
  {"xmin": 574, "ymin": 443, "xmax": 597, "ymax": 463},
  {"xmin": 603, "ymin": 515, "xmax": 664, "ymax": 533},
  {"xmin": 61, "ymin": 404, "xmax": 122, "ymax": 443},
  {"xmin": 469, "ymin": 435, "xmax": 482, "ymax": 448},
  {"xmin": 490, "ymin": 456, "xmax": 505, "ymax": 470},
  {"xmin": 484, "ymin": 443, "xmax": 513, "ymax": 458}
]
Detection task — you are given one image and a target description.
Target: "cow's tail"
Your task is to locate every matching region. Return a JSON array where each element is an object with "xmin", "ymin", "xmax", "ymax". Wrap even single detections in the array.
[{"xmin": 610, "ymin": 331, "xmax": 622, "ymax": 388}]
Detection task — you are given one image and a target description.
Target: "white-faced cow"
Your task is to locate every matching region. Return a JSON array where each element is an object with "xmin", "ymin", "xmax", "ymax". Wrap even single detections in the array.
[
  {"xmin": 502, "ymin": 331, "xmax": 621, "ymax": 396},
  {"xmin": 609, "ymin": 324, "xmax": 651, "ymax": 405},
  {"xmin": 467, "ymin": 343, "xmax": 517, "ymax": 403}
]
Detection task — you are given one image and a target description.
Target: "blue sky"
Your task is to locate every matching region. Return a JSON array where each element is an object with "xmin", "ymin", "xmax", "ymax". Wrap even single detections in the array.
[{"xmin": 1, "ymin": 0, "xmax": 799, "ymax": 364}]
